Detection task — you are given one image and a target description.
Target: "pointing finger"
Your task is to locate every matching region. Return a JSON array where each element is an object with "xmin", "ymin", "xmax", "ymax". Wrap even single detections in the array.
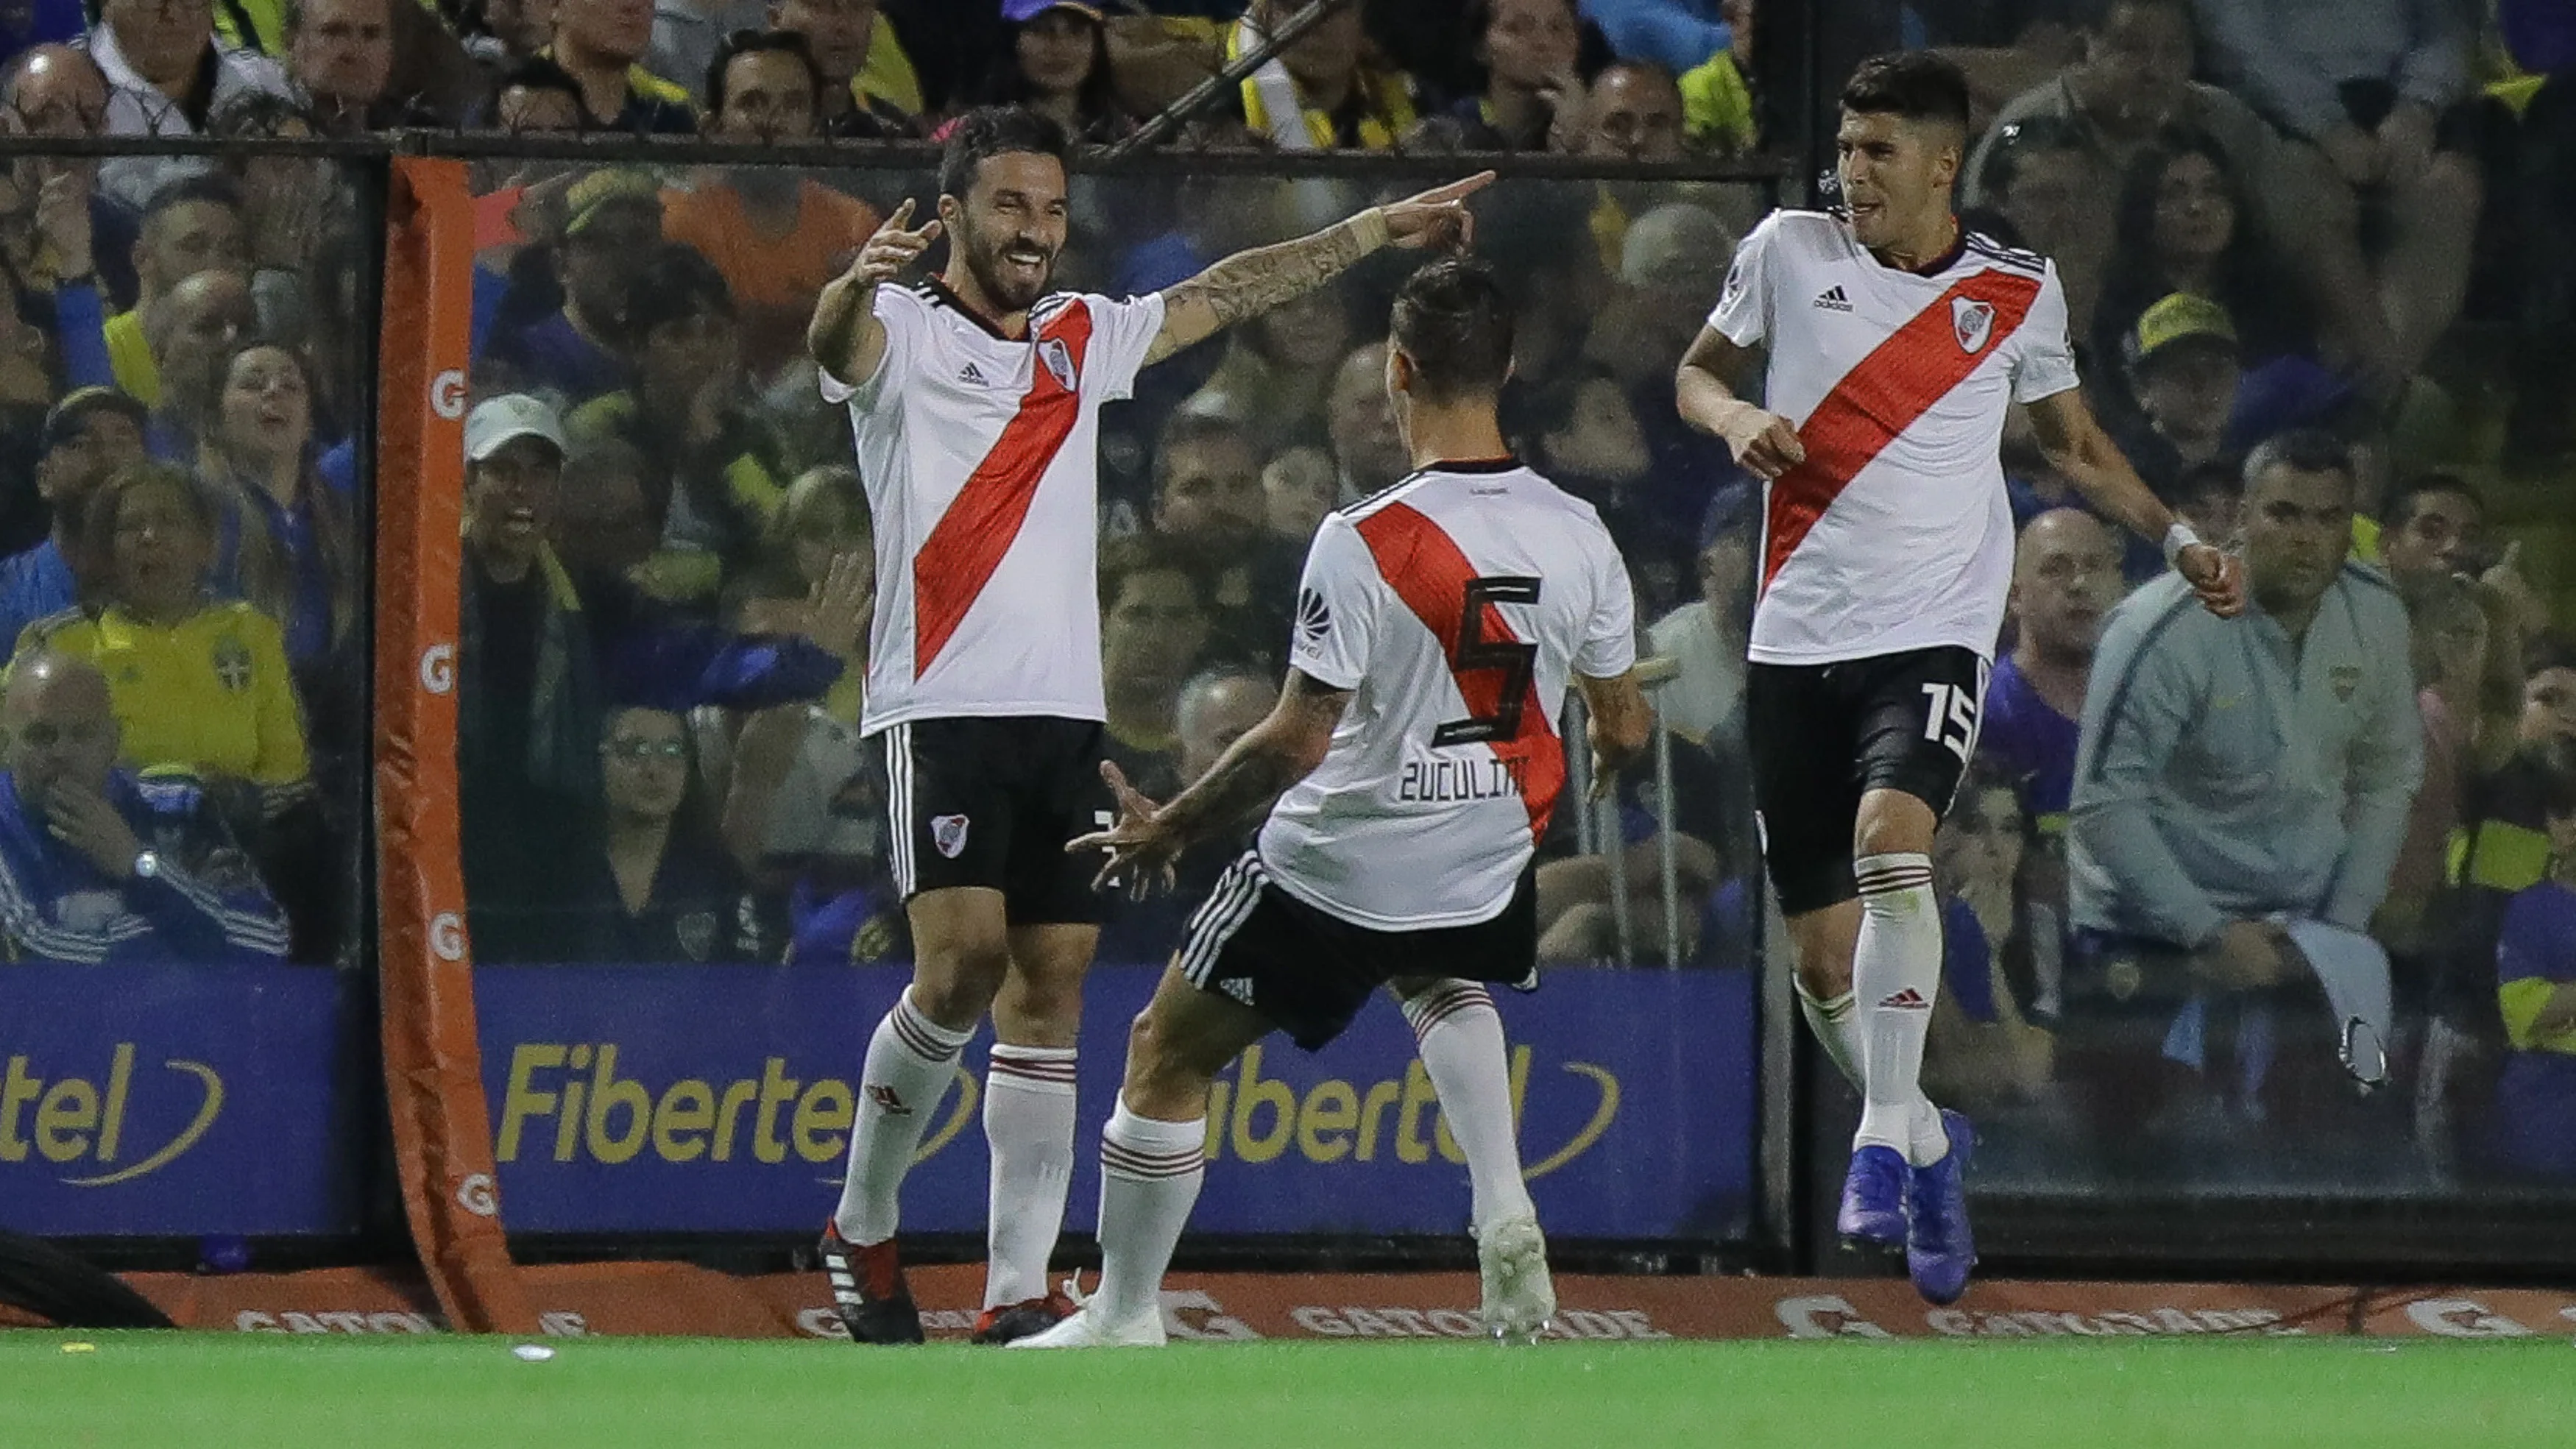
[{"xmin": 1425, "ymin": 171, "xmax": 1498, "ymax": 203}]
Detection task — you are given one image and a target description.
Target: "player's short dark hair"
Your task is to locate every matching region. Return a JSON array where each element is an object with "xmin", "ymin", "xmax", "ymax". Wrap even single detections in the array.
[
  {"xmin": 1841, "ymin": 51, "xmax": 1971, "ymax": 133},
  {"xmin": 707, "ymin": 28, "xmax": 822, "ymax": 118},
  {"xmin": 939, "ymin": 106, "xmax": 1072, "ymax": 202},
  {"xmin": 2241, "ymin": 428, "xmax": 2353, "ymax": 494},
  {"xmin": 2384, "ymin": 472, "xmax": 2484, "ymax": 531},
  {"xmin": 1390, "ymin": 257, "xmax": 1515, "ymax": 404},
  {"xmin": 1152, "ymin": 412, "xmax": 1257, "ymax": 493}
]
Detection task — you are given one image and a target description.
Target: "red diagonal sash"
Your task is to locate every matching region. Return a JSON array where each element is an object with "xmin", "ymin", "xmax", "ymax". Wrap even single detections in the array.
[
  {"xmin": 1355, "ymin": 502, "xmax": 1565, "ymax": 841},
  {"xmin": 1762, "ymin": 272, "xmax": 2042, "ymax": 593},
  {"xmin": 911, "ymin": 300, "xmax": 1096, "ymax": 676}
]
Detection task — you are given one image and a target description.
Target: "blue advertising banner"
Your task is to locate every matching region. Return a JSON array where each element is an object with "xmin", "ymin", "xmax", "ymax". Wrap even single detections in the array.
[
  {"xmin": 0, "ymin": 966, "xmax": 367, "ymax": 1236},
  {"xmin": 475, "ymin": 964, "xmax": 1755, "ymax": 1239}
]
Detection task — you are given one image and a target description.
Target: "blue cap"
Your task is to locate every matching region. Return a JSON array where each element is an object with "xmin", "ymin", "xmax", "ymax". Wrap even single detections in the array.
[{"xmin": 1002, "ymin": 0, "xmax": 1101, "ymax": 20}]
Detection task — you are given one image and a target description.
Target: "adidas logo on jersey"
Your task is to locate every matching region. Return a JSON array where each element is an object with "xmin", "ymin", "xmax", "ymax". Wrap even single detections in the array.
[
  {"xmin": 957, "ymin": 362, "xmax": 989, "ymax": 386},
  {"xmin": 1813, "ymin": 286, "xmax": 1854, "ymax": 312},
  {"xmin": 1875, "ymin": 988, "xmax": 1931, "ymax": 1010}
]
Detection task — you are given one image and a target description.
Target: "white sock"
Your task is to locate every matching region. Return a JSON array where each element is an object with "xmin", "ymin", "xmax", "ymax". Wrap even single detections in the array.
[
  {"xmin": 1796, "ymin": 981, "xmax": 1863, "ymax": 1088},
  {"xmin": 1850, "ymin": 854, "xmax": 1949, "ymax": 1166},
  {"xmin": 1402, "ymin": 981, "xmax": 1536, "ymax": 1230},
  {"xmin": 832, "ymin": 987, "xmax": 972, "ymax": 1244},
  {"xmin": 1092, "ymin": 1096, "xmax": 1204, "ymax": 1325},
  {"xmin": 982, "ymin": 1044, "xmax": 1078, "ymax": 1308}
]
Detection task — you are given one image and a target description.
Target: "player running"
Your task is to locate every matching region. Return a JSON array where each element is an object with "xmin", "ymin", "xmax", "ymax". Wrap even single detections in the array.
[
  {"xmin": 1018, "ymin": 258, "xmax": 1655, "ymax": 1349},
  {"xmin": 1672, "ymin": 53, "xmax": 2243, "ymax": 1305},
  {"xmin": 804, "ymin": 105, "xmax": 1493, "ymax": 1345}
]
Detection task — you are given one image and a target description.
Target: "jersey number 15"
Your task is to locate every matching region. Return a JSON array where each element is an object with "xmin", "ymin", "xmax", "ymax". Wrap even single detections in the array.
[{"xmin": 1432, "ymin": 575, "xmax": 1541, "ymax": 747}]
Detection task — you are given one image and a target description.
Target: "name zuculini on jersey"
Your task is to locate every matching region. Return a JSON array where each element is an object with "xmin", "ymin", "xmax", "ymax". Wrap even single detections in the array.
[{"xmin": 1398, "ymin": 755, "xmax": 1528, "ymax": 805}]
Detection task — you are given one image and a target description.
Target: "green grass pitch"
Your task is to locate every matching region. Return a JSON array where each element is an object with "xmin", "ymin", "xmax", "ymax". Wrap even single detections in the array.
[{"xmin": 4, "ymin": 1330, "xmax": 2566, "ymax": 1447}]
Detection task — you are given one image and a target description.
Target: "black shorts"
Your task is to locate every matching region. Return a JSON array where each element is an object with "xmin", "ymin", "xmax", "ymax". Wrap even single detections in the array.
[
  {"xmin": 1176, "ymin": 851, "xmax": 1537, "ymax": 1051},
  {"xmin": 1746, "ymin": 645, "xmax": 1990, "ymax": 917},
  {"xmin": 881, "ymin": 715, "xmax": 1114, "ymax": 926}
]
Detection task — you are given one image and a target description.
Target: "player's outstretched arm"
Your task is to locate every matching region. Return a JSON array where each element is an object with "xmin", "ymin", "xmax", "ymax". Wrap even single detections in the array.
[
  {"xmin": 808, "ymin": 199, "xmax": 942, "ymax": 391},
  {"xmin": 1674, "ymin": 326, "xmax": 1805, "ymax": 479},
  {"xmin": 2025, "ymin": 389, "xmax": 2246, "ymax": 619},
  {"xmin": 1142, "ymin": 172, "xmax": 1496, "ymax": 366},
  {"xmin": 1575, "ymin": 669, "xmax": 1655, "ymax": 798},
  {"xmin": 1067, "ymin": 670, "xmax": 1354, "ymax": 894}
]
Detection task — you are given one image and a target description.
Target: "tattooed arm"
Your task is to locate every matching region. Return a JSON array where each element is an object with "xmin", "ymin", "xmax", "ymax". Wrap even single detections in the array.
[
  {"xmin": 1142, "ymin": 171, "xmax": 1497, "ymax": 367},
  {"xmin": 1068, "ymin": 670, "xmax": 1354, "ymax": 893}
]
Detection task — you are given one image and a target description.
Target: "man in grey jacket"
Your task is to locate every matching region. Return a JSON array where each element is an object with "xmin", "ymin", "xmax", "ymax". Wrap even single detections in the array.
[{"xmin": 2066, "ymin": 429, "xmax": 2421, "ymax": 1167}]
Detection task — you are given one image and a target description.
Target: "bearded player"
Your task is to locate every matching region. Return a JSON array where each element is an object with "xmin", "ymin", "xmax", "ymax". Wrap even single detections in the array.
[
  {"xmin": 804, "ymin": 105, "xmax": 1493, "ymax": 1344},
  {"xmin": 1673, "ymin": 53, "xmax": 2243, "ymax": 1305}
]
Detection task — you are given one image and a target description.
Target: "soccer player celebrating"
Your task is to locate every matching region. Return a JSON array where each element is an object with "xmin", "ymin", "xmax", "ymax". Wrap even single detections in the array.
[
  {"xmin": 1019, "ymin": 258, "xmax": 1655, "ymax": 1349},
  {"xmin": 1671, "ymin": 53, "xmax": 2243, "ymax": 1305},
  {"xmin": 804, "ymin": 105, "xmax": 1493, "ymax": 1345}
]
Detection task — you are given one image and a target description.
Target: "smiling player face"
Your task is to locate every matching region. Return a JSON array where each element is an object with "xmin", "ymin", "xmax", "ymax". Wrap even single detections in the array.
[{"xmin": 943, "ymin": 149, "xmax": 1069, "ymax": 317}]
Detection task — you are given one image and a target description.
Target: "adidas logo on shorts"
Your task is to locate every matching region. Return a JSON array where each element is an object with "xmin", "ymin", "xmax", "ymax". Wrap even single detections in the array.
[{"xmin": 1217, "ymin": 977, "xmax": 1255, "ymax": 1005}]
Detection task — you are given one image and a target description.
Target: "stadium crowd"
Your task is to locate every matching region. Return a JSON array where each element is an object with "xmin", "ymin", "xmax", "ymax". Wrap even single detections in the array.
[{"xmin": 1, "ymin": 0, "xmax": 2575, "ymax": 1196}]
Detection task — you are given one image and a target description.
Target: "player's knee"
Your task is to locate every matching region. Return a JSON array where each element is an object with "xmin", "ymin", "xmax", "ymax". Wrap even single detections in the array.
[
  {"xmin": 1793, "ymin": 952, "xmax": 1851, "ymax": 1002},
  {"xmin": 1122, "ymin": 1007, "xmax": 1216, "ymax": 1108},
  {"xmin": 1853, "ymin": 794, "xmax": 1935, "ymax": 861},
  {"xmin": 910, "ymin": 940, "xmax": 1012, "ymax": 1027}
]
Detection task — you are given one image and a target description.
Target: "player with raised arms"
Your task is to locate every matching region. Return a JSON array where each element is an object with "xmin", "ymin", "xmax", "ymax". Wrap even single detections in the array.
[
  {"xmin": 1018, "ymin": 257, "xmax": 1655, "ymax": 1348},
  {"xmin": 804, "ymin": 104, "xmax": 1496, "ymax": 1345},
  {"xmin": 1672, "ymin": 52, "xmax": 2244, "ymax": 1305}
]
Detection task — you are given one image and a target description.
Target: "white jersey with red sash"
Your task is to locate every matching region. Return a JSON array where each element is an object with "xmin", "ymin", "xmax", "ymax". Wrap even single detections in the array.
[
  {"xmin": 1256, "ymin": 461, "xmax": 1638, "ymax": 929},
  {"xmin": 1709, "ymin": 210, "xmax": 2079, "ymax": 667},
  {"xmin": 823, "ymin": 280, "xmax": 1167, "ymax": 734}
]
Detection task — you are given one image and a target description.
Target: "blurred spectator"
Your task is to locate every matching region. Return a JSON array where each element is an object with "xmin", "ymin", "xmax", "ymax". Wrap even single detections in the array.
[
  {"xmin": 1526, "ymin": 366, "xmax": 1691, "ymax": 616},
  {"xmin": 568, "ymin": 244, "xmax": 787, "ymax": 610},
  {"xmin": 85, "ymin": 0, "xmax": 297, "ymax": 141},
  {"xmin": 2441, "ymin": 639, "xmax": 2576, "ymax": 992},
  {"xmin": 2092, "ymin": 127, "xmax": 2315, "ymax": 394},
  {"xmin": 2066, "ymin": 433, "xmax": 2420, "ymax": 1130},
  {"xmin": 1674, "ymin": 7, "xmax": 1755, "ymax": 155},
  {"xmin": 559, "ymin": 704, "xmax": 771, "ymax": 962},
  {"xmin": 1441, "ymin": 0, "xmax": 1585, "ymax": 153},
  {"xmin": 1555, "ymin": 57, "xmax": 1691, "ymax": 160},
  {"xmin": 718, "ymin": 466, "xmax": 894, "ymax": 966},
  {"xmin": 480, "ymin": 169, "xmax": 662, "ymax": 405},
  {"xmin": 2385, "ymin": 573, "xmax": 2484, "ymax": 954},
  {"xmin": 772, "ymin": 0, "xmax": 920, "ymax": 138},
  {"xmin": 492, "ymin": 53, "xmax": 587, "ymax": 131},
  {"xmin": 2493, "ymin": 770, "xmax": 2576, "ymax": 1181},
  {"xmin": 456, "ymin": 395, "xmax": 843, "ymax": 962},
  {"xmin": 23, "ymin": 461, "xmax": 314, "ymax": 821},
  {"xmin": 2167, "ymin": 456, "xmax": 2241, "ymax": 550},
  {"xmin": 1963, "ymin": 1, "xmax": 2278, "ymax": 218},
  {"xmin": 1228, "ymin": 0, "xmax": 1418, "ymax": 149},
  {"xmin": 548, "ymin": 0, "xmax": 698, "ymax": 132},
  {"xmin": 0, "ymin": 389, "xmax": 145, "ymax": 664},
  {"xmin": 0, "ymin": 650, "xmax": 289, "ymax": 965},
  {"xmin": 1148, "ymin": 411, "xmax": 1298, "ymax": 669},
  {"xmin": 2378, "ymin": 472, "xmax": 2486, "ymax": 603},
  {"xmin": 1183, "ymin": 286, "xmax": 1354, "ymax": 458},
  {"xmin": 1578, "ymin": 0, "xmax": 1730, "ymax": 79},
  {"xmin": 548, "ymin": 436, "xmax": 661, "ymax": 585},
  {"xmin": 1260, "ymin": 444, "xmax": 1335, "ymax": 545},
  {"xmin": 664, "ymin": 33, "xmax": 881, "ymax": 377},
  {"xmin": 453, "ymin": 0, "xmax": 558, "ymax": 67},
  {"xmin": 1535, "ymin": 745, "xmax": 1733, "ymax": 966},
  {"xmin": 0, "ymin": 47, "xmax": 138, "ymax": 312},
  {"xmin": 1924, "ymin": 768, "xmax": 2056, "ymax": 1110},
  {"xmin": 0, "ymin": 0, "xmax": 85, "ymax": 53},
  {"xmin": 956, "ymin": 0, "xmax": 1136, "ymax": 145},
  {"xmin": 1097, "ymin": 535, "xmax": 1211, "ymax": 803},
  {"xmin": 104, "ymin": 174, "xmax": 247, "ymax": 411},
  {"xmin": 284, "ymin": 0, "xmax": 434, "ymax": 134},
  {"xmin": 1325, "ymin": 340, "xmax": 1406, "ymax": 500},
  {"xmin": 1643, "ymin": 495, "xmax": 1750, "ymax": 751},
  {"xmin": 197, "ymin": 341, "xmax": 356, "ymax": 695},
  {"xmin": 141, "ymin": 267, "xmax": 253, "ymax": 450},
  {"xmin": 1984, "ymin": 508, "xmax": 2123, "ymax": 843},
  {"xmin": 2112, "ymin": 293, "xmax": 2241, "ymax": 498},
  {"xmin": 1973, "ymin": 113, "xmax": 2111, "ymax": 346},
  {"xmin": 1095, "ymin": 663, "xmax": 1275, "ymax": 966},
  {"xmin": 2193, "ymin": 0, "xmax": 2480, "ymax": 397},
  {"xmin": 648, "ymin": 0, "xmax": 768, "ymax": 102}
]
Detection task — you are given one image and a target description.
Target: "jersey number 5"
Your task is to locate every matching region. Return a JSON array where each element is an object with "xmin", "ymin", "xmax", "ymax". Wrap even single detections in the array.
[{"xmin": 1432, "ymin": 576, "xmax": 1541, "ymax": 747}]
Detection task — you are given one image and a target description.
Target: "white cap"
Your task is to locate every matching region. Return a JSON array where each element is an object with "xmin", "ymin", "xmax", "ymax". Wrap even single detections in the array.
[{"xmin": 464, "ymin": 394, "xmax": 566, "ymax": 464}]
